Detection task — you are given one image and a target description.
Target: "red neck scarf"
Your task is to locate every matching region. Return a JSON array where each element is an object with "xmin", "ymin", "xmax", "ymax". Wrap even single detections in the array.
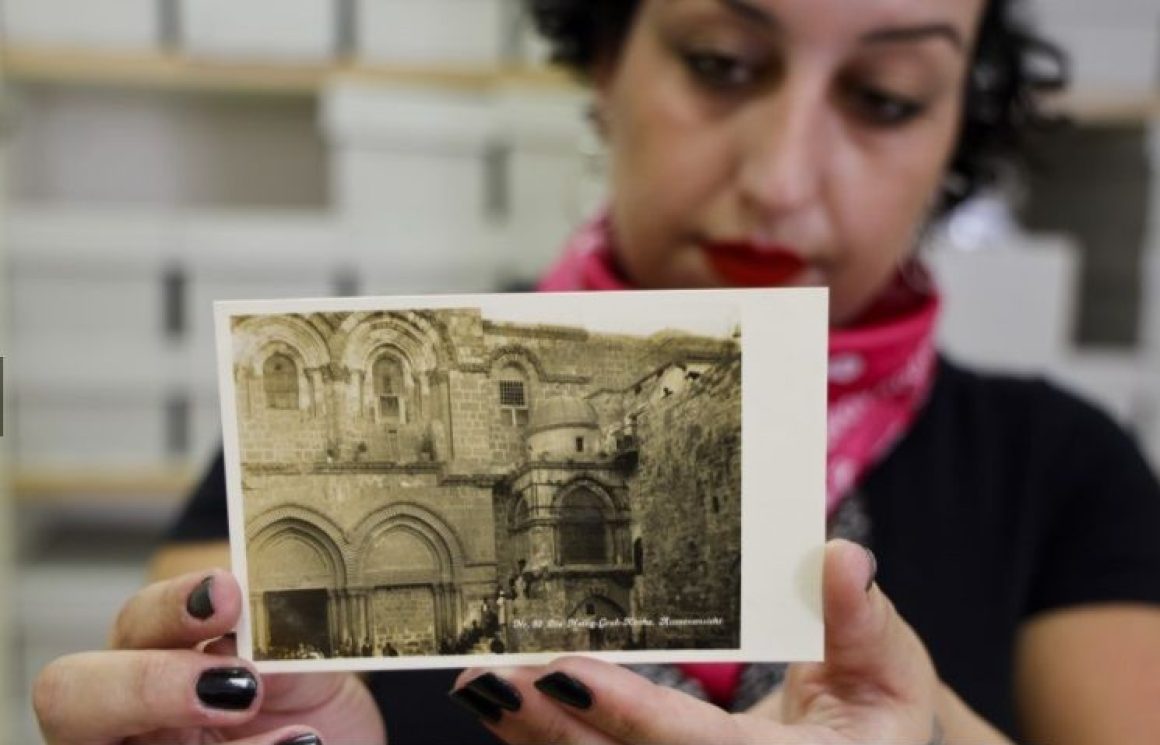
[{"xmin": 538, "ymin": 211, "xmax": 940, "ymax": 707}]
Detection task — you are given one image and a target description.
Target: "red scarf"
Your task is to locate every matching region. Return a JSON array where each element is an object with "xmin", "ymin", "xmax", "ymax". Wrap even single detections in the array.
[
  {"xmin": 539, "ymin": 210, "xmax": 939, "ymax": 514},
  {"xmin": 538, "ymin": 211, "xmax": 940, "ymax": 707}
]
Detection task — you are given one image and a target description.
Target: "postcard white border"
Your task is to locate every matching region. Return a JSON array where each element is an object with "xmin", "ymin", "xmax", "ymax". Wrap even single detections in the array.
[{"xmin": 215, "ymin": 288, "xmax": 827, "ymax": 673}]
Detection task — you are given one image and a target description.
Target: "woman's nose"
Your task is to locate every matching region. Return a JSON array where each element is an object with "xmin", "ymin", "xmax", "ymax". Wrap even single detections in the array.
[{"xmin": 737, "ymin": 81, "xmax": 828, "ymax": 219}]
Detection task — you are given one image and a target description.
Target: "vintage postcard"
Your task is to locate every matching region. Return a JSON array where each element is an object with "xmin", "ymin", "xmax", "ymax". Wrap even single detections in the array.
[{"xmin": 215, "ymin": 289, "xmax": 827, "ymax": 673}]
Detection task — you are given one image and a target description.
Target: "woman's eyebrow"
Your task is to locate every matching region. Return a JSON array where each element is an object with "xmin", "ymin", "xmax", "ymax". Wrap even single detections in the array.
[
  {"xmin": 717, "ymin": 0, "xmax": 779, "ymax": 28},
  {"xmin": 860, "ymin": 24, "xmax": 965, "ymax": 52}
]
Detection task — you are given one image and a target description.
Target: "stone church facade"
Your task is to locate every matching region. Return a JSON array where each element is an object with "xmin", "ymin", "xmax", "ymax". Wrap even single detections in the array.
[{"xmin": 231, "ymin": 309, "xmax": 741, "ymax": 658}]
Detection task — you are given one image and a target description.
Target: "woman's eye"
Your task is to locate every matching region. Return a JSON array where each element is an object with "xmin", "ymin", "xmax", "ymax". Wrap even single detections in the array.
[
  {"xmin": 851, "ymin": 87, "xmax": 925, "ymax": 126},
  {"xmin": 682, "ymin": 50, "xmax": 763, "ymax": 90}
]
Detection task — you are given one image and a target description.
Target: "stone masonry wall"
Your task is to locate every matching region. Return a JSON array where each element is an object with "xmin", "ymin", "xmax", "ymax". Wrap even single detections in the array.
[
  {"xmin": 629, "ymin": 356, "xmax": 742, "ymax": 648},
  {"xmin": 370, "ymin": 587, "xmax": 437, "ymax": 655}
]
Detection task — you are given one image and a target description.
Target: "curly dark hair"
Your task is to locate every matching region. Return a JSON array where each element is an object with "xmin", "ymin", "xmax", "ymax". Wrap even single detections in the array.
[{"xmin": 526, "ymin": 0, "xmax": 1067, "ymax": 213}]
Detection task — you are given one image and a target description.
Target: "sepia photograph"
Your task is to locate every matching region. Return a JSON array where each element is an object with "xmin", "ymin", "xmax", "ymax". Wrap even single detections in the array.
[{"xmin": 217, "ymin": 289, "xmax": 827, "ymax": 672}]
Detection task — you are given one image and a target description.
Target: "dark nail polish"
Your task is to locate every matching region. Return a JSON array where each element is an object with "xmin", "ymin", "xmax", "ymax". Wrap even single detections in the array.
[
  {"xmin": 863, "ymin": 546, "xmax": 878, "ymax": 593},
  {"xmin": 534, "ymin": 671, "xmax": 593, "ymax": 710},
  {"xmin": 196, "ymin": 668, "xmax": 258, "ymax": 710},
  {"xmin": 277, "ymin": 735, "xmax": 322, "ymax": 745},
  {"xmin": 465, "ymin": 673, "xmax": 522, "ymax": 712},
  {"xmin": 187, "ymin": 576, "xmax": 215, "ymax": 620},
  {"xmin": 449, "ymin": 686, "xmax": 503, "ymax": 723}
]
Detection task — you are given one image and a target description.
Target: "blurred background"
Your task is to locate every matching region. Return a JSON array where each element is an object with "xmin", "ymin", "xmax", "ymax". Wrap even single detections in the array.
[{"xmin": 0, "ymin": 0, "xmax": 1157, "ymax": 741}]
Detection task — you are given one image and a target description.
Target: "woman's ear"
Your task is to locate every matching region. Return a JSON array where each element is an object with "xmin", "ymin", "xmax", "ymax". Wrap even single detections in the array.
[
  {"xmin": 585, "ymin": 99, "xmax": 611, "ymax": 141},
  {"xmin": 586, "ymin": 57, "xmax": 618, "ymax": 142}
]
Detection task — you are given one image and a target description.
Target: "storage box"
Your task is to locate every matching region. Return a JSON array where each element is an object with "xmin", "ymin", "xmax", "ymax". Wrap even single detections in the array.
[
  {"xmin": 1, "ymin": 0, "xmax": 160, "ymax": 51},
  {"xmin": 323, "ymin": 82, "xmax": 504, "ymax": 290},
  {"xmin": 497, "ymin": 88, "xmax": 603, "ymax": 281},
  {"xmin": 356, "ymin": 0, "xmax": 506, "ymax": 66},
  {"xmin": 1041, "ymin": 23, "xmax": 1159, "ymax": 94},
  {"xmin": 1034, "ymin": 1, "xmax": 1159, "ymax": 94},
  {"xmin": 928, "ymin": 235, "xmax": 1079, "ymax": 372},
  {"xmin": 178, "ymin": 0, "xmax": 338, "ymax": 62},
  {"xmin": 11, "ymin": 390, "xmax": 173, "ymax": 466}
]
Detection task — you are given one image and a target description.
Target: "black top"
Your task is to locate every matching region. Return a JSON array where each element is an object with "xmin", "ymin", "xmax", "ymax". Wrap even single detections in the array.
[{"xmin": 167, "ymin": 358, "xmax": 1160, "ymax": 743}]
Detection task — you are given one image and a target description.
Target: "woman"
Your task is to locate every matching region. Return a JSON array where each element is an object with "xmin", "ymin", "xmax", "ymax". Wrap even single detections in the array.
[{"xmin": 32, "ymin": 1, "xmax": 1160, "ymax": 744}]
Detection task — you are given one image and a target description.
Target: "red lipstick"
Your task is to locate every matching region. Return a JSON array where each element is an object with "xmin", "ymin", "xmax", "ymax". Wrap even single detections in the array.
[{"xmin": 702, "ymin": 241, "xmax": 808, "ymax": 287}]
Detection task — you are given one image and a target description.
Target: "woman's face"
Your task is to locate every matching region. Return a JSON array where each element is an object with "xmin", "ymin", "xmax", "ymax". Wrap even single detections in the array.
[{"xmin": 597, "ymin": 0, "xmax": 986, "ymax": 324}]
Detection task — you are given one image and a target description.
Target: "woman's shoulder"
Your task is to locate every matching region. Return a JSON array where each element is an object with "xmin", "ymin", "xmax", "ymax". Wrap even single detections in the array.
[
  {"xmin": 893, "ymin": 354, "xmax": 1156, "ymax": 496},
  {"xmin": 927, "ymin": 354, "xmax": 1130, "ymax": 445}
]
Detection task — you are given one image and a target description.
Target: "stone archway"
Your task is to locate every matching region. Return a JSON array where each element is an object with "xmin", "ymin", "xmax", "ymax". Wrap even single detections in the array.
[
  {"xmin": 353, "ymin": 504, "xmax": 467, "ymax": 656},
  {"xmin": 248, "ymin": 517, "xmax": 346, "ymax": 658}
]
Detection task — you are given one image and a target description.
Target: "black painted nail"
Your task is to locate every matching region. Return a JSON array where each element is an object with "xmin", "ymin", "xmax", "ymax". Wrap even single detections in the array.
[
  {"xmin": 277, "ymin": 735, "xmax": 322, "ymax": 745},
  {"xmin": 187, "ymin": 576, "xmax": 215, "ymax": 620},
  {"xmin": 465, "ymin": 673, "xmax": 522, "ymax": 712},
  {"xmin": 863, "ymin": 546, "xmax": 878, "ymax": 593},
  {"xmin": 449, "ymin": 686, "xmax": 503, "ymax": 723},
  {"xmin": 534, "ymin": 671, "xmax": 593, "ymax": 710},
  {"xmin": 196, "ymin": 668, "xmax": 258, "ymax": 710}
]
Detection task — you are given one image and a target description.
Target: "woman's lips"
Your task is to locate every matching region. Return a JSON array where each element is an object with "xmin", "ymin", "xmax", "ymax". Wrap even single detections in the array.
[{"xmin": 701, "ymin": 241, "xmax": 809, "ymax": 287}]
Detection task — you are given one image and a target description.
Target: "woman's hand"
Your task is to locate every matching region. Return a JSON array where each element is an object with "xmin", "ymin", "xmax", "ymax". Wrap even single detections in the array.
[
  {"xmin": 451, "ymin": 540, "xmax": 981, "ymax": 744},
  {"xmin": 32, "ymin": 569, "xmax": 386, "ymax": 745}
]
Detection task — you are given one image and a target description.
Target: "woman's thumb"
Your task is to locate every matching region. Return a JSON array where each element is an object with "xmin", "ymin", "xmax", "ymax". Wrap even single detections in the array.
[{"xmin": 821, "ymin": 539, "xmax": 935, "ymax": 702}]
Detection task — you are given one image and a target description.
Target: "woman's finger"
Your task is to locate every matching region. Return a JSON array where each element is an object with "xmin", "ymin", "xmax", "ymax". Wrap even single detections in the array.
[
  {"xmin": 220, "ymin": 726, "xmax": 323, "ymax": 745},
  {"xmin": 202, "ymin": 636, "xmax": 354, "ymax": 719},
  {"xmin": 109, "ymin": 568, "xmax": 241, "ymax": 651},
  {"xmin": 452, "ymin": 666, "xmax": 620, "ymax": 745},
  {"xmin": 454, "ymin": 659, "xmax": 752, "ymax": 745},
  {"xmin": 34, "ymin": 649, "xmax": 261, "ymax": 745}
]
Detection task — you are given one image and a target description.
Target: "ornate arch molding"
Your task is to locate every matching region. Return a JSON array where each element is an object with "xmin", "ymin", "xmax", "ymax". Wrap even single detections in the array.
[
  {"xmin": 248, "ymin": 505, "xmax": 352, "ymax": 585},
  {"xmin": 554, "ymin": 477, "xmax": 624, "ymax": 514},
  {"xmin": 356, "ymin": 521, "xmax": 455, "ymax": 585},
  {"xmin": 350, "ymin": 502, "xmax": 468, "ymax": 582},
  {"xmin": 336, "ymin": 311, "xmax": 452, "ymax": 374},
  {"xmin": 233, "ymin": 315, "xmax": 331, "ymax": 373},
  {"xmin": 487, "ymin": 346, "xmax": 548, "ymax": 382}
]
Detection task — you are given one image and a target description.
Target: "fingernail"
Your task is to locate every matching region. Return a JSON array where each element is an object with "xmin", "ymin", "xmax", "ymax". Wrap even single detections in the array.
[
  {"xmin": 534, "ymin": 671, "xmax": 593, "ymax": 710},
  {"xmin": 448, "ymin": 686, "xmax": 503, "ymax": 723},
  {"xmin": 196, "ymin": 667, "xmax": 258, "ymax": 710},
  {"xmin": 277, "ymin": 735, "xmax": 322, "ymax": 745},
  {"xmin": 465, "ymin": 672, "xmax": 522, "ymax": 712},
  {"xmin": 863, "ymin": 546, "xmax": 878, "ymax": 593},
  {"xmin": 187, "ymin": 576, "xmax": 215, "ymax": 620}
]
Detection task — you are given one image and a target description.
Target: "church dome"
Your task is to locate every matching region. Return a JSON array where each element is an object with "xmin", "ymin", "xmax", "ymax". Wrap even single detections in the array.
[{"xmin": 529, "ymin": 396, "xmax": 599, "ymax": 434}]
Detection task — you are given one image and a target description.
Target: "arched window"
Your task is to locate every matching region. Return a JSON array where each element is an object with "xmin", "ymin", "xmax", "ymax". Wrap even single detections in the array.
[
  {"xmin": 263, "ymin": 354, "xmax": 299, "ymax": 410},
  {"xmin": 373, "ymin": 355, "xmax": 406, "ymax": 423},
  {"xmin": 559, "ymin": 489, "xmax": 607, "ymax": 565},
  {"xmin": 497, "ymin": 365, "xmax": 529, "ymax": 426},
  {"xmin": 512, "ymin": 498, "xmax": 530, "ymax": 530}
]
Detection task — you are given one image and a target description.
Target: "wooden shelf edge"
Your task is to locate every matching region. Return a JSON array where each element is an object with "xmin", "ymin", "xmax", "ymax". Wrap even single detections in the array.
[
  {"xmin": 10, "ymin": 466, "xmax": 197, "ymax": 505},
  {"xmin": 1049, "ymin": 90, "xmax": 1160, "ymax": 126},
  {"xmin": 0, "ymin": 45, "xmax": 580, "ymax": 96}
]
